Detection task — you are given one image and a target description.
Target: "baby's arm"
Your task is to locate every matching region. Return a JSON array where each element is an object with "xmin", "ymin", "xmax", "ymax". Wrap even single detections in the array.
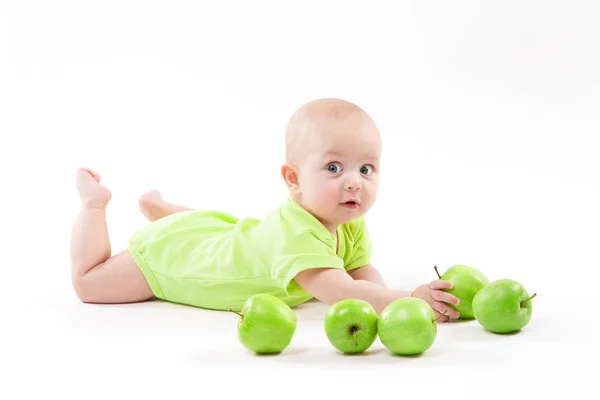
[
  {"xmin": 348, "ymin": 264, "xmax": 387, "ymax": 287},
  {"xmin": 294, "ymin": 268, "xmax": 411, "ymax": 315},
  {"xmin": 295, "ymin": 268, "xmax": 460, "ymax": 319}
]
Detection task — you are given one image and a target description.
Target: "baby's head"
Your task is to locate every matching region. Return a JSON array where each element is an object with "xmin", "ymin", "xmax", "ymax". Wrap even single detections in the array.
[{"xmin": 282, "ymin": 98, "xmax": 382, "ymax": 233}]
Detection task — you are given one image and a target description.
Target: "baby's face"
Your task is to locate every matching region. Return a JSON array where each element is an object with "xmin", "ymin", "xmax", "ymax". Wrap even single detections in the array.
[{"xmin": 295, "ymin": 114, "xmax": 381, "ymax": 231}]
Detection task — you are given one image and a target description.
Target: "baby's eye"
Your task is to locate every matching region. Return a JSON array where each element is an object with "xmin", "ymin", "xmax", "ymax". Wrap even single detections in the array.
[
  {"xmin": 360, "ymin": 165, "xmax": 374, "ymax": 175},
  {"xmin": 326, "ymin": 163, "xmax": 343, "ymax": 173}
]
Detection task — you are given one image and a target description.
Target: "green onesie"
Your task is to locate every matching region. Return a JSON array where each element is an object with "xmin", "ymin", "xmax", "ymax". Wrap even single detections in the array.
[{"xmin": 127, "ymin": 196, "xmax": 372, "ymax": 311}]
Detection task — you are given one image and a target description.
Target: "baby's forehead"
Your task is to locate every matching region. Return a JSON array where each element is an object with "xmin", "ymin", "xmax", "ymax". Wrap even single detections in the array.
[
  {"xmin": 312, "ymin": 115, "xmax": 380, "ymax": 143},
  {"xmin": 307, "ymin": 126, "xmax": 381, "ymax": 160},
  {"xmin": 286, "ymin": 98, "xmax": 380, "ymax": 162}
]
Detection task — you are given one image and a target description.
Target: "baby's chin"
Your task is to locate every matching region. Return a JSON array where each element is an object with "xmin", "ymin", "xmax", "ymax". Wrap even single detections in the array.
[
  {"xmin": 331, "ymin": 207, "xmax": 368, "ymax": 224},
  {"xmin": 309, "ymin": 203, "xmax": 368, "ymax": 227}
]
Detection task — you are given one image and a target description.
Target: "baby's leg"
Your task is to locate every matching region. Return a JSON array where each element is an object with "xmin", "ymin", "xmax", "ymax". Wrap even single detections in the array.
[
  {"xmin": 138, "ymin": 189, "xmax": 193, "ymax": 222},
  {"xmin": 70, "ymin": 168, "xmax": 152, "ymax": 303}
]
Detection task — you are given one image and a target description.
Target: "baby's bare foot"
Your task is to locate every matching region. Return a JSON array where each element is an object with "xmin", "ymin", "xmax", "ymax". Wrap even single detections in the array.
[
  {"xmin": 138, "ymin": 189, "xmax": 163, "ymax": 221},
  {"xmin": 76, "ymin": 167, "xmax": 112, "ymax": 209}
]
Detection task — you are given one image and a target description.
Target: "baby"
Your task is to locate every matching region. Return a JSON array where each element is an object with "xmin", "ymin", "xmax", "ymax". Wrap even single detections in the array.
[{"xmin": 70, "ymin": 98, "xmax": 460, "ymax": 321}]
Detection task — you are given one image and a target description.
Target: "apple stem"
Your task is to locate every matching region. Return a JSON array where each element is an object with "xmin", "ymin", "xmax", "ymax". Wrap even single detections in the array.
[
  {"xmin": 353, "ymin": 332, "xmax": 358, "ymax": 346},
  {"xmin": 228, "ymin": 309, "xmax": 243, "ymax": 318},
  {"xmin": 435, "ymin": 309, "xmax": 448, "ymax": 321},
  {"xmin": 434, "ymin": 265, "xmax": 442, "ymax": 279},
  {"xmin": 520, "ymin": 293, "xmax": 537, "ymax": 305}
]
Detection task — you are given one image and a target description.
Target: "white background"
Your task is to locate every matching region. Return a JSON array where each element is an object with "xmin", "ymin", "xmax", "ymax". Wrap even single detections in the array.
[{"xmin": 1, "ymin": 0, "xmax": 598, "ymax": 398}]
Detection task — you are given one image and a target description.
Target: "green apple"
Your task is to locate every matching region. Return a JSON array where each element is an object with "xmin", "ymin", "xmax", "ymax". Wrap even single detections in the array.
[
  {"xmin": 434, "ymin": 264, "xmax": 489, "ymax": 319},
  {"xmin": 230, "ymin": 294, "xmax": 296, "ymax": 354},
  {"xmin": 324, "ymin": 299, "xmax": 378, "ymax": 354},
  {"xmin": 472, "ymin": 279, "xmax": 536, "ymax": 334},
  {"xmin": 378, "ymin": 297, "xmax": 437, "ymax": 355}
]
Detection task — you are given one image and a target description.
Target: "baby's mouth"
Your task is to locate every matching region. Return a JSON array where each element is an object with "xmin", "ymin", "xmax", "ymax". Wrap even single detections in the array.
[{"xmin": 341, "ymin": 200, "xmax": 360, "ymax": 208}]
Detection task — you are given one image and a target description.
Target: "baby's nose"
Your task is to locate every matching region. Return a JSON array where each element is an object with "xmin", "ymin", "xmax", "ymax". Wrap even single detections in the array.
[{"xmin": 344, "ymin": 178, "xmax": 362, "ymax": 191}]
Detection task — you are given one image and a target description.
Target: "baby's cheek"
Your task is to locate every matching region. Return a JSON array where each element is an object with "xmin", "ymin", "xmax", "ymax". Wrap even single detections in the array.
[
  {"xmin": 320, "ymin": 185, "xmax": 340, "ymax": 207},
  {"xmin": 303, "ymin": 175, "xmax": 339, "ymax": 209},
  {"xmin": 366, "ymin": 182, "xmax": 379, "ymax": 202}
]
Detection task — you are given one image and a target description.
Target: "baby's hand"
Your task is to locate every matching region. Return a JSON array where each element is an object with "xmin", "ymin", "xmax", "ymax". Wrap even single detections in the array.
[{"xmin": 411, "ymin": 280, "xmax": 460, "ymax": 322}]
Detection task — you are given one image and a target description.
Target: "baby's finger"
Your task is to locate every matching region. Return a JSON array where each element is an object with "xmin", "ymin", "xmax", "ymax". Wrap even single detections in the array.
[
  {"xmin": 428, "ymin": 280, "xmax": 453, "ymax": 290},
  {"xmin": 431, "ymin": 290, "xmax": 460, "ymax": 306},
  {"xmin": 432, "ymin": 300, "xmax": 460, "ymax": 319}
]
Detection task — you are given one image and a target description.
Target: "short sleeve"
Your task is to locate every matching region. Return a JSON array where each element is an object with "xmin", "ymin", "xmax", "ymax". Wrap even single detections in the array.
[
  {"xmin": 343, "ymin": 217, "xmax": 373, "ymax": 272},
  {"xmin": 271, "ymin": 231, "xmax": 344, "ymax": 295}
]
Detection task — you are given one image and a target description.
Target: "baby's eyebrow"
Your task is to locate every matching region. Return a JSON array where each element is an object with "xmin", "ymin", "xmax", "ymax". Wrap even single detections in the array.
[
  {"xmin": 323, "ymin": 151, "xmax": 344, "ymax": 159},
  {"xmin": 322, "ymin": 151, "xmax": 379, "ymax": 163}
]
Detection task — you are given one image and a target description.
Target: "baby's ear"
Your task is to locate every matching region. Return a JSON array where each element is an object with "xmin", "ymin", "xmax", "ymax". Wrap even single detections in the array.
[{"xmin": 281, "ymin": 163, "xmax": 300, "ymax": 193}]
